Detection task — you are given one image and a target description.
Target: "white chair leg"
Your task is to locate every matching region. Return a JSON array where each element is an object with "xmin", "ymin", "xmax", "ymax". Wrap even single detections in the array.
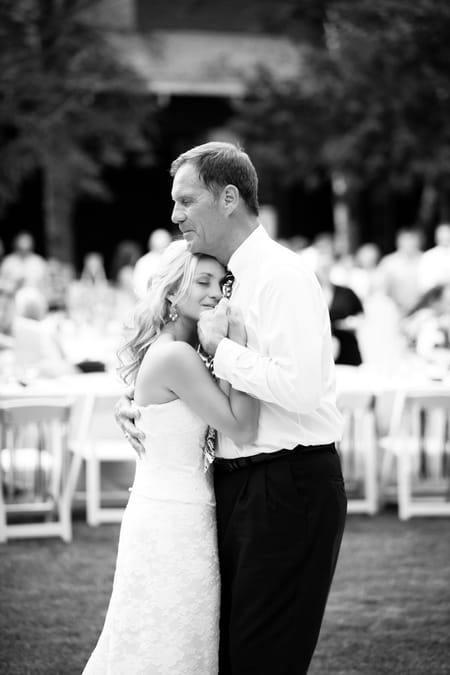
[
  {"xmin": 86, "ymin": 457, "xmax": 100, "ymax": 527},
  {"xmin": 0, "ymin": 504, "xmax": 7, "ymax": 543},
  {"xmin": 397, "ymin": 450, "xmax": 411, "ymax": 521},
  {"xmin": 0, "ymin": 466, "xmax": 8, "ymax": 543}
]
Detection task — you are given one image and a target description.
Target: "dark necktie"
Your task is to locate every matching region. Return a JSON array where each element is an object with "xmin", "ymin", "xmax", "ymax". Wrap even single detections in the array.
[{"xmin": 222, "ymin": 270, "xmax": 235, "ymax": 299}]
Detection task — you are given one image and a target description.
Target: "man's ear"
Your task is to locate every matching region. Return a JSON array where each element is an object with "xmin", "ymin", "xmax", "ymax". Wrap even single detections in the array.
[{"xmin": 222, "ymin": 184, "xmax": 239, "ymax": 215}]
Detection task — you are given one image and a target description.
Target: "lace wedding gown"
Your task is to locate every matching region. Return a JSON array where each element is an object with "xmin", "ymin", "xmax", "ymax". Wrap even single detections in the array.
[{"xmin": 83, "ymin": 399, "xmax": 220, "ymax": 675}]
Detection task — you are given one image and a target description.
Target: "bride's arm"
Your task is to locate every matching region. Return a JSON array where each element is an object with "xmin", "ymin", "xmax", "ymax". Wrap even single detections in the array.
[{"xmin": 154, "ymin": 342, "xmax": 259, "ymax": 445}]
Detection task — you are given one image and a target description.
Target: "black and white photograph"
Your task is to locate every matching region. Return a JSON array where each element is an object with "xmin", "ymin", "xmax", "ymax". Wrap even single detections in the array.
[{"xmin": 0, "ymin": 1, "xmax": 449, "ymax": 673}]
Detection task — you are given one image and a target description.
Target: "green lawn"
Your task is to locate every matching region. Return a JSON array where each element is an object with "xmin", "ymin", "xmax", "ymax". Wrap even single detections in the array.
[{"xmin": 1, "ymin": 513, "xmax": 449, "ymax": 675}]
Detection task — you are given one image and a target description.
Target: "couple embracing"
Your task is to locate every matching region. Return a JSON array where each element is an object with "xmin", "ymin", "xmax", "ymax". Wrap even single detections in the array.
[{"xmin": 82, "ymin": 142, "xmax": 347, "ymax": 675}]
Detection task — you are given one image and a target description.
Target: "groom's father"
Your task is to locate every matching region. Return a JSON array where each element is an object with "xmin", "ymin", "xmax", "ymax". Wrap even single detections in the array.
[{"xmin": 119, "ymin": 142, "xmax": 346, "ymax": 675}]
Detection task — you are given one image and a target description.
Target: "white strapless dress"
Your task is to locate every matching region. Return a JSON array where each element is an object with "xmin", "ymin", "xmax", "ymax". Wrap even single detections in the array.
[{"xmin": 83, "ymin": 399, "xmax": 220, "ymax": 675}]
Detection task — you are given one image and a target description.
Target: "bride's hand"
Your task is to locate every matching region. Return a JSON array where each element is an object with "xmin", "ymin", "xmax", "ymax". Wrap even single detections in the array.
[{"xmin": 227, "ymin": 305, "xmax": 247, "ymax": 346}]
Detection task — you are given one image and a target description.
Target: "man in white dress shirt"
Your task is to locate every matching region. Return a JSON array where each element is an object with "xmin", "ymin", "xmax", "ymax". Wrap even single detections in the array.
[
  {"xmin": 117, "ymin": 142, "xmax": 346, "ymax": 675},
  {"xmin": 417, "ymin": 222, "xmax": 450, "ymax": 292},
  {"xmin": 132, "ymin": 228, "xmax": 172, "ymax": 299}
]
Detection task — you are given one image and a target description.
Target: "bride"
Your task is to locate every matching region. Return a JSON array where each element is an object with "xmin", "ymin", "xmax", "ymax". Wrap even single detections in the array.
[{"xmin": 82, "ymin": 239, "xmax": 259, "ymax": 675}]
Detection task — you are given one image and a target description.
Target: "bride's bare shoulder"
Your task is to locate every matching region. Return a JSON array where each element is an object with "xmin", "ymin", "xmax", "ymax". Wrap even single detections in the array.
[
  {"xmin": 135, "ymin": 341, "xmax": 202, "ymax": 403},
  {"xmin": 141, "ymin": 340, "xmax": 200, "ymax": 373}
]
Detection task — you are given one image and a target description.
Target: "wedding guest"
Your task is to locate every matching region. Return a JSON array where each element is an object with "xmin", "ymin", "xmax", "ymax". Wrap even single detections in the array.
[
  {"xmin": 111, "ymin": 265, "xmax": 137, "ymax": 324},
  {"xmin": 110, "ymin": 240, "xmax": 142, "ymax": 282},
  {"xmin": 297, "ymin": 231, "xmax": 335, "ymax": 272},
  {"xmin": 14, "ymin": 285, "xmax": 48, "ymax": 321},
  {"xmin": 0, "ymin": 231, "xmax": 48, "ymax": 293},
  {"xmin": 404, "ymin": 283, "xmax": 450, "ymax": 368},
  {"xmin": 0, "ymin": 279, "xmax": 74, "ymax": 378},
  {"xmin": 45, "ymin": 257, "xmax": 75, "ymax": 312},
  {"xmin": 377, "ymin": 227, "xmax": 424, "ymax": 315},
  {"xmin": 67, "ymin": 252, "xmax": 112, "ymax": 323},
  {"xmin": 133, "ymin": 228, "xmax": 172, "ymax": 299},
  {"xmin": 347, "ymin": 242, "xmax": 381, "ymax": 303},
  {"xmin": 315, "ymin": 248, "xmax": 364, "ymax": 365},
  {"xmin": 418, "ymin": 222, "xmax": 450, "ymax": 292},
  {"xmin": 109, "ymin": 241, "xmax": 142, "ymax": 322}
]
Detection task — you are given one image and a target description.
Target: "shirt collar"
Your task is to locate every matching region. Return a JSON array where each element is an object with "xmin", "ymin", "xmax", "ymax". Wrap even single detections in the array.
[{"xmin": 227, "ymin": 225, "xmax": 268, "ymax": 278}]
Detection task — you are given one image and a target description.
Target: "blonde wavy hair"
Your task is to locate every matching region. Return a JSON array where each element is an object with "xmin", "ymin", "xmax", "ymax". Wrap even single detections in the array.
[{"xmin": 118, "ymin": 239, "xmax": 209, "ymax": 384}]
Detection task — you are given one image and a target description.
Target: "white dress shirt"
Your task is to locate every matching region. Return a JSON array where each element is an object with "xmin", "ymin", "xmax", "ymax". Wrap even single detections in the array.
[
  {"xmin": 214, "ymin": 226, "xmax": 343, "ymax": 459},
  {"xmin": 417, "ymin": 246, "xmax": 450, "ymax": 292}
]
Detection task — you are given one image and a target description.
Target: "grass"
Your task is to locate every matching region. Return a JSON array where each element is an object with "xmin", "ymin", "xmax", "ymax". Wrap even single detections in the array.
[{"xmin": 0, "ymin": 512, "xmax": 449, "ymax": 675}]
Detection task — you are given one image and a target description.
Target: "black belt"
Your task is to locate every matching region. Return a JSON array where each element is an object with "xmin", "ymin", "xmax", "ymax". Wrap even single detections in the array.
[{"xmin": 214, "ymin": 443, "xmax": 335, "ymax": 473}]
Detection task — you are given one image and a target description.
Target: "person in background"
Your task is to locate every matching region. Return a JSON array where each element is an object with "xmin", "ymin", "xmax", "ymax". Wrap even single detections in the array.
[
  {"xmin": 418, "ymin": 222, "xmax": 450, "ymax": 292},
  {"xmin": 67, "ymin": 252, "xmax": 111, "ymax": 323},
  {"xmin": 133, "ymin": 228, "xmax": 172, "ymax": 299},
  {"xmin": 315, "ymin": 248, "xmax": 364, "ymax": 366},
  {"xmin": 45, "ymin": 257, "xmax": 75, "ymax": 312},
  {"xmin": 109, "ymin": 240, "xmax": 142, "ymax": 322},
  {"xmin": 110, "ymin": 240, "xmax": 142, "ymax": 283},
  {"xmin": 111, "ymin": 265, "xmax": 138, "ymax": 324},
  {"xmin": 346, "ymin": 242, "xmax": 381, "ymax": 303},
  {"xmin": 79, "ymin": 251, "xmax": 109, "ymax": 286},
  {"xmin": 376, "ymin": 227, "xmax": 424, "ymax": 316},
  {"xmin": 297, "ymin": 231, "xmax": 335, "ymax": 272},
  {"xmin": 0, "ymin": 279, "xmax": 74, "ymax": 379},
  {"xmin": 404, "ymin": 283, "xmax": 450, "ymax": 369},
  {"xmin": 0, "ymin": 231, "xmax": 48, "ymax": 293},
  {"xmin": 14, "ymin": 285, "xmax": 49, "ymax": 321}
]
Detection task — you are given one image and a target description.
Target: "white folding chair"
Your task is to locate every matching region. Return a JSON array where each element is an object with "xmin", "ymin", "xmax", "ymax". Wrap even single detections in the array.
[
  {"xmin": 0, "ymin": 398, "xmax": 75, "ymax": 543},
  {"xmin": 379, "ymin": 391, "xmax": 450, "ymax": 519},
  {"xmin": 336, "ymin": 390, "xmax": 379, "ymax": 515},
  {"xmin": 69, "ymin": 393, "xmax": 136, "ymax": 526}
]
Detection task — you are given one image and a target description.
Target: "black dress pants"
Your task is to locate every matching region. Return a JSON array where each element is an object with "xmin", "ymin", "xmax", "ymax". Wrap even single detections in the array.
[{"xmin": 214, "ymin": 444, "xmax": 347, "ymax": 675}]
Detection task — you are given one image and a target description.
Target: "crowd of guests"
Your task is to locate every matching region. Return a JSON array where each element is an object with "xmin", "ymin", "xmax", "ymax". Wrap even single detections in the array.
[
  {"xmin": 294, "ymin": 223, "xmax": 450, "ymax": 371},
  {"xmin": 0, "ymin": 229, "xmax": 174, "ymax": 380},
  {"xmin": 1, "ymin": 222, "xmax": 450, "ymax": 382}
]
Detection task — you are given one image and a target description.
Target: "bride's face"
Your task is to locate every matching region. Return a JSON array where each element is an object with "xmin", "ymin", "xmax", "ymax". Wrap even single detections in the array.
[{"xmin": 177, "ymin": 257, "xmax": 225, "ymax": 321}]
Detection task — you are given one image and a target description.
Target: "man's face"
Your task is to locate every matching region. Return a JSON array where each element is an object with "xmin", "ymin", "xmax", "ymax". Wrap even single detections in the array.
[
  {"xmin": 171, "ymin": 163, "xmax": 225, "ymax": 257},
  {"xmin": 398, "ymin": 232, "xmax": 421, "ymax": 255},
  {"xmin": 16, "ymin": 234, "xmax": 33, "ymax": 255}
]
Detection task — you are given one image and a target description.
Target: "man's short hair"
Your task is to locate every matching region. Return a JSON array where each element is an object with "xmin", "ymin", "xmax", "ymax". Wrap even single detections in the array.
[{"xmin": 170, "ymin": 141, "xmax": 259, "ymax": 217}]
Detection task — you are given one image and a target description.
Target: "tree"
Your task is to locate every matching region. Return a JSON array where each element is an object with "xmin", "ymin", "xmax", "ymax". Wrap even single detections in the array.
[
  {"xmin": 233, "ymin": 0, "xmax": 450, "ymax": 248},
  {"xmin": 0, "ymin": 0, "xmax": 157, "ymax": 261}
]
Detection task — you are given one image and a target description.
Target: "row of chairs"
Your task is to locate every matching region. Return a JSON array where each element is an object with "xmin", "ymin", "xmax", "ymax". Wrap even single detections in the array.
[
  {"xmin": 0, "ymin": 394, "xmax": 134, "ymax": 543},
  {"xmin": 338, "ymin": 389, "xmax": 450, "ymax": 519},
  {"xmin": 1, "ymin": 389, "xmax": 450, "ymax": 542}
]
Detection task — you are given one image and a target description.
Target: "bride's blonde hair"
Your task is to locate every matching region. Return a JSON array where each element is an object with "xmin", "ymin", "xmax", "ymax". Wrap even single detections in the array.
[{"xmin": 118, "ymin": 239, "xmax": 204, "ymax": 384}]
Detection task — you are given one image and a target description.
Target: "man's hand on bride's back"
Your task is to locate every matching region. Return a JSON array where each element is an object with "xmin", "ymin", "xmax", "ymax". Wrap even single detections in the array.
[
  {"xmin": 114, "ymin": 387, "xmax": 146, "ymax": 458},
  {"xmin": 228, "ymin": 305, "xmax": 247, "ymax": 346}
]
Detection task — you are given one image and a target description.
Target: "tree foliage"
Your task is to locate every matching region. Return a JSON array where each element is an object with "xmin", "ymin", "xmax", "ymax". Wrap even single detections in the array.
[
  {"xmin": 0, "ymin": 0, "xmax": 157, "ymax": 258},
  {"xmin": 233, "ymin": 0, "xmax": 450, "ymax": 226}
]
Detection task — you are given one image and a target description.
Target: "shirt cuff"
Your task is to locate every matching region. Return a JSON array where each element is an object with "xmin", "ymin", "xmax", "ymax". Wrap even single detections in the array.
[{"xmin": 213, "ymin": 337, "xmax": 246, "ymax": 380}]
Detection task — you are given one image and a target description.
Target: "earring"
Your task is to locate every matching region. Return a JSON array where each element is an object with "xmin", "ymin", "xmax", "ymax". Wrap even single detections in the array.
[{"xmin": 169, "ymin": 304, "xmax": 178, "ymax": 322}]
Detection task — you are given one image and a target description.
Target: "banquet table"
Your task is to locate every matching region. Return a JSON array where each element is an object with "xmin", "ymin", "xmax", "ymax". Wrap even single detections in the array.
[
  {"xmin": 1, "ymin": 363, "xmax": 450, "ymax": 526},
  {"xmin": 0, "ymin": 371, "xmax": 124, "ymax": 401}
]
